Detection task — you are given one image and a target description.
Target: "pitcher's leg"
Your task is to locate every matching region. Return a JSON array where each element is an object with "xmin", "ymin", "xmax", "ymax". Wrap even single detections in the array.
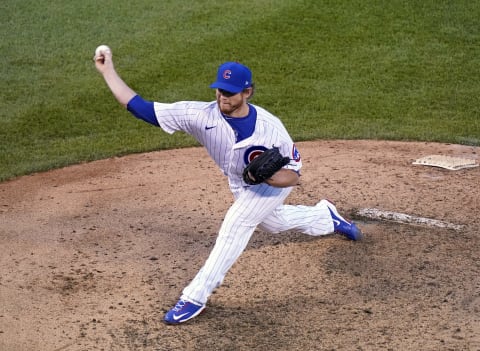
[
  {"xmin": 181, "ymin": 184, "xmax": 292, "ymax": 305},
  {"xmin": 259, "ymin": 199, "xmax": 363, "ymax": 240}
]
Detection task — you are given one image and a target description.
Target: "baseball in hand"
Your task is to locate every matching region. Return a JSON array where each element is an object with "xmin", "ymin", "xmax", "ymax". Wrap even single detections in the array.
[{"xmin": 94, "ymin": 45, "xmax": 111, "ymax": 62}]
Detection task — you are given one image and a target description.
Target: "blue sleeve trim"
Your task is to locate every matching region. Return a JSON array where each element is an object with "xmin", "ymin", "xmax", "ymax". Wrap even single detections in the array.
[{"xmin": 127, "ymin": 95, "xmax": 159, "ymax": 126}]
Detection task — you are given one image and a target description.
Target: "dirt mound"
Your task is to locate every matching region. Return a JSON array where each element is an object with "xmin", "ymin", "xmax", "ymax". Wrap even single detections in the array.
[{"xmin": 1, "ymin": 140, "xmax": 478, "ymax": 350}]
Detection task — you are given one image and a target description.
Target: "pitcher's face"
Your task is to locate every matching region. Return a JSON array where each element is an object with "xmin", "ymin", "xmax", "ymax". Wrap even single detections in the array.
[{"xmin": 215, "ymin": 88, "xmax": 252, "ymax": 117}]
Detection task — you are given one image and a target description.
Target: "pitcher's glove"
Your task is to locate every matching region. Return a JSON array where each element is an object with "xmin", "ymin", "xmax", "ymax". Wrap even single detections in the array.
[{"xmin": 243, "ymin": 147, "xmax": 291, "ymax": 185}]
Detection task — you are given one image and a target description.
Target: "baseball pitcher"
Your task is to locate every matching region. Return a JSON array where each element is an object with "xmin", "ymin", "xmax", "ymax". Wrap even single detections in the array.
[{"xmin": 94, "ymin": 46, "xmax": 363, "ymax": 325}]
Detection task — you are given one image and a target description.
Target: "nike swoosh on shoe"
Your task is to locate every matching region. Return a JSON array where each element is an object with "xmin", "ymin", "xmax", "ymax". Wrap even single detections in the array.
[{"xmin": 173, "ymin": 312, "xmax": 189, "ymax": 321}]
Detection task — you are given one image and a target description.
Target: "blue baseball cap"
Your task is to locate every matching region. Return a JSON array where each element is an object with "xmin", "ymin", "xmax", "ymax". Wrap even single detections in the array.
[{"xmin": 210, "ymin": 62, "xmax": 252, "ymax": 93}]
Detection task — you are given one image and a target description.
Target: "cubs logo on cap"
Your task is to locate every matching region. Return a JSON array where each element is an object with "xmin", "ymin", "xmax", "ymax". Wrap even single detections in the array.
[
  {"xmin": 223, "ymin": 69, "xmax": 232, "ymax": 79},
  {"xmin": 210, "ymin": 62, "xmax": 252, "ymax": 93}
]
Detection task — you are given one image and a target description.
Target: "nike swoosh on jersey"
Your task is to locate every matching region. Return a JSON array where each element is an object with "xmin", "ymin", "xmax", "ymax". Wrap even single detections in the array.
[
  {"xmin": 173, "ymin": 312, "xmax": 189, "ymax": 321},
  {"xmin": 332, "ymin": 219, "xmax": 341, "ymax": 226},
  {"xmin": 205, "ymin": 125, "xmax": 217, "ymax": 130}
]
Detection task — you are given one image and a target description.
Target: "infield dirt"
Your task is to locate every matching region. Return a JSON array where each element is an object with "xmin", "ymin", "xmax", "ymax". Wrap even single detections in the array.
[{"xmin": 1, "ymin": 140, "xmax": 479, "ymax": 351}]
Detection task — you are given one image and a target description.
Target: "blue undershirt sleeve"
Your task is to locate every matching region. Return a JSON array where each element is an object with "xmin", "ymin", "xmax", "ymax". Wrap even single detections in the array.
[{"xmin": 126, "ymin": 95, "xmax": 159, "ymax": 127}]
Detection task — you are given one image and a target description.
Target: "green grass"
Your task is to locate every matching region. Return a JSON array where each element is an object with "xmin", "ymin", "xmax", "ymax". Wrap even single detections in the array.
[{"xmin": 1, "ymin": 0, "xmax": 479, "ymax": 181}]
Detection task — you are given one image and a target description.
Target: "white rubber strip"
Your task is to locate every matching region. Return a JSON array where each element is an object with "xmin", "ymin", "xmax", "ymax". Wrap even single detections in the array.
[{"xmin": 356, "ymin": 208, "xmax": 465, "ymax": 231}]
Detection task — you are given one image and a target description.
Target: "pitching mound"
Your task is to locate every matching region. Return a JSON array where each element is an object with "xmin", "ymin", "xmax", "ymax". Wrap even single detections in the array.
[{"xmin": 0, "ymin": 140, "xmax": 479, "ymax": 350}]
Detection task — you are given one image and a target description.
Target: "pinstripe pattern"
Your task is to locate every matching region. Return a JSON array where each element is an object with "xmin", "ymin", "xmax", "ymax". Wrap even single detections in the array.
[
  {"xmin": 182, "ymin": 184, "xmax": 292, "ymax": 304},
  {"xmin": 258, "ymin": 200, "xmax": 334, "ymax": 235},
  {"xmin": 154, "ymin": 101, "xmax": 301, "ymax": 182},
  {"xmin": 151, "ymin": 100, "xmax": 339, "ymax": 305}
]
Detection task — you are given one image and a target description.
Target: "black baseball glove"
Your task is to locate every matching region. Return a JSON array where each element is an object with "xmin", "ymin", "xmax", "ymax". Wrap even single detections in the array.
[{"xmin": 242, "ymin": 147, "xmax": 291, "ymax": 185}]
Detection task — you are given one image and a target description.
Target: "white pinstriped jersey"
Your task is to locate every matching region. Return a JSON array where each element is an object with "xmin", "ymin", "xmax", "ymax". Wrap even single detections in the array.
[{"xmin": 153, "ymin": 101, "xmax": 302, "ymax": 188}]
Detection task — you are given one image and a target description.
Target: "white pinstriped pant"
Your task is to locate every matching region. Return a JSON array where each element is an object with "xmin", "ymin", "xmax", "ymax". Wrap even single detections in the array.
[{"xmin": 181, "ymin": 183, "xmax": 335, "ymax": 305}]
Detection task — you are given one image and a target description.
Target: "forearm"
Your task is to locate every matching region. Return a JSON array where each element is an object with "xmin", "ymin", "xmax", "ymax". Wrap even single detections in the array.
[
  {"xmin": 265, "ymin": 169, "xmax": 300, "ymax": 188},
  {"xmin": 95, "ymin": 48, "xmax": 136, "ymax": 107},
  {"xmin": 101, "ymin": 69, "xmax": 137, "ymax": 107}
]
